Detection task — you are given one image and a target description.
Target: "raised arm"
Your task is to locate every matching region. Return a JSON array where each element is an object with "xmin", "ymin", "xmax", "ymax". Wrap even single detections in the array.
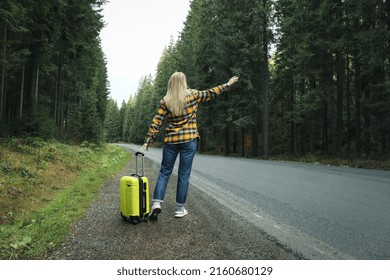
[{"xmin": 196, "ymin": 76, "xmax": 239, "ymax": 103}]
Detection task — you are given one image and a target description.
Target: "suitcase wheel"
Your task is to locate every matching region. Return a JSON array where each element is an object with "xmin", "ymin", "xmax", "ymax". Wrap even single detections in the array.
[
  {"xmin": 120, "ymin": 212, "xmax": 135, "ymax": 223},
  {"xmin": 129, "ymin": 218, "xmax": 138, "ymax": 225}
]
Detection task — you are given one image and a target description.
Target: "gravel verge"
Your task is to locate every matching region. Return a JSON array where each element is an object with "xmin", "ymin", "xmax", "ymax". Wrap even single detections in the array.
[{"xmin": 47, "ymin": 149, "xmax": 300, "ymax": 260}]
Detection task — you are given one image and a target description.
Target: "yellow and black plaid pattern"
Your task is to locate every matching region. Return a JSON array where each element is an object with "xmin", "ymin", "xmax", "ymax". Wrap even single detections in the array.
[{"xmin": 145, "ymin": 83, "xmax": 229, "ymax": 145}]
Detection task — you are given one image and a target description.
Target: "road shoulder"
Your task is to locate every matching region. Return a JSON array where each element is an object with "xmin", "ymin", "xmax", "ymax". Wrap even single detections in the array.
[{"xmin": 47, "ymin": 149, "xmax": 299, "ymax": 260}]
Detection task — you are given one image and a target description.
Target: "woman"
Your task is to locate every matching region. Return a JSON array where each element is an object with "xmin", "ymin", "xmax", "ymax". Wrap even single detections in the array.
[{"xmin": 140, "ymin": 72, "xmax": 238, "ymax": 219}]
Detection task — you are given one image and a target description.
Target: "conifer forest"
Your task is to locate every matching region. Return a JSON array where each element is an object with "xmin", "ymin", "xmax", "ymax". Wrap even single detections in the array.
[
  {"xmin": 1, "ymin": 0, "xmax": 389, "ymax": 160},
  {"xmin": 0, "ymin": 0, "xmax": 107, "ymax": 143}
]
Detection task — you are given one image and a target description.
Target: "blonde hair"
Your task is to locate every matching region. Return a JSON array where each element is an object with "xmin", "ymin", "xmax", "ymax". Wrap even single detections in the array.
[{"xmin": 164, "ymin": 72, "xmax": 189, "ymax": 116}]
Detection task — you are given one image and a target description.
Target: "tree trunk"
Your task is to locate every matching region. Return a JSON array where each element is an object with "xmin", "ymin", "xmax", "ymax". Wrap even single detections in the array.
[
  {"xmin": 363, "ymin": 82, "xmax": 370, "ymax": 158},
  {"xmin": 233, "ymin": 129, "xmax": 237, "ymax": 154},
  {"xmin": 354, "ymin": 58, "xmax": 362, "ymax": 156},
  {"xmin": 346, "ymin": 51, "xmax": 351, "ymax": 157},
  {"xmin": 199, "ymin": 128, "xmax": 205, "ymax": 153},
  {"xmin": 34, "ymin": 63, "xmax": 39, "ymax": 114},
  {"xmin": 262, "ymin": 0, "xmax": 269, "ymax": 160},
  {"xmin": 309, "ymin": 124, "xmax": 316, "ymax": 154},
  {"xmin": 241, "ymin": 127, "xmax": 245, "ymax": 157},
  {"xmin": 57, "ymin": 85, "xmax": 64, "ymax": 138},
  {"xmin": 345, "ymin": 1, "xmax": 351, "ymax": 157},
  {"xmin": 322, "ymin": 99, "xmax": 328, "ymax": 155},
  {"xmin": 224, "ymin": 126, "xmax": 230, "ymax": 155},
  {"xmin": 336, "ymin": 52, "xmax": 344, "ymax": 155},
  {"xmin": 29, "ymin": 61, "xmax": 39, "ymax": 116},
  {"xmin": 0, "ymin": 25, "xmax": 6, "ymax": 122},
  {"xmin": 252, "ymin": 125, "xmax": 258, "ymax": 157},
  {"xmin": 300, "ymin": 123, "xmax": 305, "ymax": 156},
  {"xmin": 54, "ymin": 61, "xmax": 62, "ymax": 126},
  {"xmin": 290, "ymin": 80, "xmax": 295, "ymax": 155},
  {"xmin": 381, "ymin": 129, "xmax": 388, "ymax": 154},
  {"xmin": 19, "ymin": 62, "xmax": 25, "ymax": 118}
]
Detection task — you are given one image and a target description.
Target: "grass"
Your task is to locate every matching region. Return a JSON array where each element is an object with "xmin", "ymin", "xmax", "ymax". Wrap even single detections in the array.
[{"xmin": 0, "ymin": 138, "xmax": 130, "ymax": 259}]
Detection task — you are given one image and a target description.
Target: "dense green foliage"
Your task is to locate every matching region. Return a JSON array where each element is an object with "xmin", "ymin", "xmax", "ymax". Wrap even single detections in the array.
[
  {"xmin": 273, "ymin": 0, "xmax": 390, "ymax": 159},
  {"xmin": 0, "ymin": 0, "xmax": 108, "ymax": 143},
  {"xmin": 106, "ymin": 0, "xmax": 389, "ymax": 160}
]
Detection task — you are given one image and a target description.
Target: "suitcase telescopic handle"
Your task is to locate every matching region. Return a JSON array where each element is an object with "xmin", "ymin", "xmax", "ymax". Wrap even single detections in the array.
[{"xmin": 135, "ymin": 152, "xmax": 144, "ymax": 176}]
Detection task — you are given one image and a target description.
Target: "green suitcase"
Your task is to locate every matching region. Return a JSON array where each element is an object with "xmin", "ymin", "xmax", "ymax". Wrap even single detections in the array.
[{"xmin": 120, "ymin": 152, "xmax": 150, "ymax": 224}]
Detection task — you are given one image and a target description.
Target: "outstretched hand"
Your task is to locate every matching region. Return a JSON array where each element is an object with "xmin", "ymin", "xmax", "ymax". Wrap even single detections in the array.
[
  {"xmin": 227, "ymin": 76, "xmax": 239, "ymax": 86},
  {"xmin": 139, "ymin": 143, "xmax": 148, "ymax": 153}
]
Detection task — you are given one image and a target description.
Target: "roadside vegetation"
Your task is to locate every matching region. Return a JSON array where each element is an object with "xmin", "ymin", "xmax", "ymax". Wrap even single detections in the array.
[{"xmin": 0, "ymin": 138, "xmax": 130, "ymax": 259}]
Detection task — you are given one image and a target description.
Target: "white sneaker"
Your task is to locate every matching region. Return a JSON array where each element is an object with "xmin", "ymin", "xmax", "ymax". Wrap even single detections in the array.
[
  {"xmin": 175, "ymin": 206, "xmax": 188, "ymax": 218},
  {"xmin": 149, "ymin": 203, "xmax": 161, "ymax": 220}
]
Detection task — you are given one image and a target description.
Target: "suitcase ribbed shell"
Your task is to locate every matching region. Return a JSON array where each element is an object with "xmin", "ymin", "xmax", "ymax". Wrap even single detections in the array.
[{"xmin": 120, "ymin": 175, "xmax": 150, "ymax": 222}]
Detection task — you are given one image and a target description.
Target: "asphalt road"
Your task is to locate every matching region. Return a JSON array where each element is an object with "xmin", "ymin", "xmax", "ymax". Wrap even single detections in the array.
[{"xmin": 121, "ymin": 144, "xmax": 390, "ymax": 260}]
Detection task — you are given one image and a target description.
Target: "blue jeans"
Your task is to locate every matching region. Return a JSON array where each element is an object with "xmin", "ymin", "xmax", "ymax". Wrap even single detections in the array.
[{"xmin": 153, "ymin": 139, "xmax": 197, "ymax": 206}]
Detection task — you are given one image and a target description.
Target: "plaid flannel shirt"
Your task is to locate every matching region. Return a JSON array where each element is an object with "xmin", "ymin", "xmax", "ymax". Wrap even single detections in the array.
[{"xmin": 145, "ymin": 83, "xmax": 230, "ymax": 145}]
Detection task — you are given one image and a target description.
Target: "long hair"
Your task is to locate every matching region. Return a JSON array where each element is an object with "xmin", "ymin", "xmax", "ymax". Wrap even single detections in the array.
[{"xmin": 164, "ymin": 72, "xmax": 189, "ymax": 116}]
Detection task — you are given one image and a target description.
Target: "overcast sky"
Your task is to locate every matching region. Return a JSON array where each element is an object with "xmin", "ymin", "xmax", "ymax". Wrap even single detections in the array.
[{"xmin": 100, "ymin": 0, "xmax": 191, "ymax": 105}]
